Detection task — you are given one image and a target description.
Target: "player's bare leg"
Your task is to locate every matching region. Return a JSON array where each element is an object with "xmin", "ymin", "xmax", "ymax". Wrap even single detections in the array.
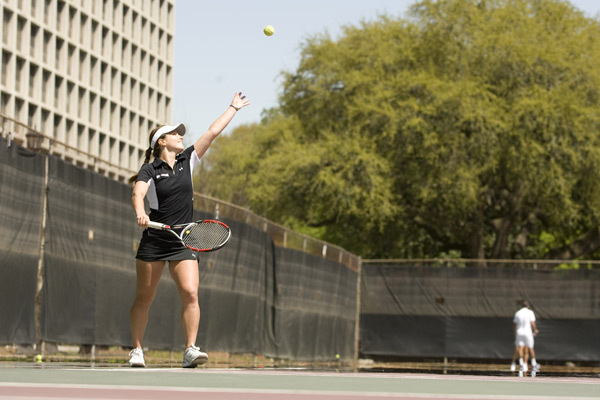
[
  {"xmin": 169, "ymin": 259, "xmax": 207, "ymax": 367},
  {"xmin": 517, "ymin": 345, "xmax": 526, "ymax": 377},
  {"xmin": 129, "ymin": 260, "xmax": 165, "ymax": 367},
  {"xmin": 130, "ymin": 260, "xmax": 166, "ymax": 348},
  {"xmin": 169, "ymin": 259, "xmax": 200, "ymax": 347},
  {"xmin": 529, "ymin": 347, "xmax": 539, "ymax": 376}
]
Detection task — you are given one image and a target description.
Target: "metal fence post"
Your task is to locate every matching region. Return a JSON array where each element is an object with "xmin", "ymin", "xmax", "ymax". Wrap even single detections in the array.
[
  {"xmin": 34, "ymin": 154, "xmax": 49, "ymax": 354},
  {"xmin": 353, "ymin": 257, "xmax": 362, "ymax": 371}
]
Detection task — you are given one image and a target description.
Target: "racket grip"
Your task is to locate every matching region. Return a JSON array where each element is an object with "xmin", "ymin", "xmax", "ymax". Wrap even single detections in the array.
[{"xmin": 147, "ymin": 221, "xmax": 168, "ymax": 230}]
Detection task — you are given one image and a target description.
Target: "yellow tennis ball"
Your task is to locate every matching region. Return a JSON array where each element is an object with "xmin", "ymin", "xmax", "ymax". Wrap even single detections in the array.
[
  {"xmin": 335, "ymin": 353, "xmax": 340, "ymax": 359},
  {"xmin": 35, "ymin": 354, "xmax": 43, "ymax": 363},
  {"xmin": 264, "ymin": 25, "xmax": 274, "ymax": 36}
]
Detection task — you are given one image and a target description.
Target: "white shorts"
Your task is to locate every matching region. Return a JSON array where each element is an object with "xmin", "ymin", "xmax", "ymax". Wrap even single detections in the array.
[{"xmin": 515, "ymin": 333, "xmax": 534, "ymax": 348}]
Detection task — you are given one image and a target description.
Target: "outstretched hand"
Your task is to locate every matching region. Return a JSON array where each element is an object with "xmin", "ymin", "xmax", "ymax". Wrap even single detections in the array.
[{"xmin": 231, "ymin": 92, "xmax": 250, "ymax": 110}]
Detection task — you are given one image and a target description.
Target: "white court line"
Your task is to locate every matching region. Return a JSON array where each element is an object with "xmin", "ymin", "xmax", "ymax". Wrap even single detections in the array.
[
  {"xmin": 1, "ymin": 383, "xmax": 600, "ymax": 400},
  {"xmin": 56, "ymin": 367, "xmax": 600, "ymax": 385}
]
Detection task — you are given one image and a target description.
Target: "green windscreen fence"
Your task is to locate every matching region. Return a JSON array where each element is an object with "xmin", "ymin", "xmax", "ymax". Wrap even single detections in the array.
[
  {"xmin": 4, "ymin": 137, "xmax": 599, "ymax": 362},
  {"xmin": 0, "ymin": 140, "xmax": 44, "ymax": 345},
  {"xmin": 0, "ymin": 138, "xmax": 357, "ymax": 361},
  {"xmin": 360, "ymin": 263, "xmax": 600, "ymax": 361}
]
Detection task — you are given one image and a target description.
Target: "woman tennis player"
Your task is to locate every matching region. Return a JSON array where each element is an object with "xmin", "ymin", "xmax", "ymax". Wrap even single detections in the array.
[{"xmin": 128, "ymin": 92, "xmax": 249, "ymax": 368}]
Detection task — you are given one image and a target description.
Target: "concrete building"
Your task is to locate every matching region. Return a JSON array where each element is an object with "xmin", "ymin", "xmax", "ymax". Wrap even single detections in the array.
[{"xmin": 0, "ymin": 0, "xmax": 175, "ymax": 182}]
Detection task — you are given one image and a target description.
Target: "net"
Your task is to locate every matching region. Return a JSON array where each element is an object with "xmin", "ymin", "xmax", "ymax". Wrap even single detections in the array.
[{"xmin": 182, "ymin": 221, "xmax": 231, "ymax": 251}]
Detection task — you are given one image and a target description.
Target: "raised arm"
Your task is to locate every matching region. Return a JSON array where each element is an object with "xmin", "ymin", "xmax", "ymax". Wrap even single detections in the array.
[{"xmin": 194, "ymin": 92, "xmax": 250, "ymax": 159}]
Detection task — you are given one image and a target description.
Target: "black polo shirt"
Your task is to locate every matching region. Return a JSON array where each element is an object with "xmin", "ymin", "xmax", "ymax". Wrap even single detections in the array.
[{"xmin": 136, "ymin": 145, "xmax": 200, "ymax": 226}]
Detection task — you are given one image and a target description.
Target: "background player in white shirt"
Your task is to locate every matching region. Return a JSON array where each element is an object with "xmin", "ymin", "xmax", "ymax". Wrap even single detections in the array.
[{"xmin": 513, "ymin": 300, "xmax": 539, "ymax": 375}]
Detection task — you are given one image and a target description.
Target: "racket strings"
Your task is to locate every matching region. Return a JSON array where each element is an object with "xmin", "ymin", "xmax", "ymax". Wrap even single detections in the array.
[{"xmin": 181, "ymin": 222, "xmax": 230, "ymax": 250}]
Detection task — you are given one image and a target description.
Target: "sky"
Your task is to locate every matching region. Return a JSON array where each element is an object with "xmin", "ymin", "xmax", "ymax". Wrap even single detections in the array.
[{"xmin": 173, "ymin": 0, "xmax": 600, "ymax": 145}]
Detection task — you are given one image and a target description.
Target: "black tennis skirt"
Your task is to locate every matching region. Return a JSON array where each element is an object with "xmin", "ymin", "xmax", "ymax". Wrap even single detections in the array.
[{"xmin": 135, "ymin": 229, "xmax": 197, "ymax": 262}]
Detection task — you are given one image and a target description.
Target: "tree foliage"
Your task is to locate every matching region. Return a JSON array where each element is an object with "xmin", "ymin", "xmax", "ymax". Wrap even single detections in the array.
[{"xmin": 197, "ymin": 0, "xmax": 600, "ymax": 260}]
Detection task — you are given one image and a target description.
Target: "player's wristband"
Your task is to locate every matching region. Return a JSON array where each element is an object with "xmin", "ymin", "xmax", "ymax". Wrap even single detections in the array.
[{"xmin": 230, "ymin": 104, "xmax": 240, "ymax": 111}]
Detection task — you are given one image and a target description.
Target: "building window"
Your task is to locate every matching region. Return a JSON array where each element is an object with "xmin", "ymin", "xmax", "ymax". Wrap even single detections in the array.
[
  {"xmin": 112, "ymin": 32, "xmax": 118, "ymax": 63},
  {"xmin": 89, "ymin": 129, "xmax": 97, "ymax": 156},
  {"xmin": 1, "ymin": 93, "xmax": 11, "ymax": 115},
  {"xmin": 79, "ymin": 50, "xmax": 87, "ymax": 82},
  {"xmin": 78, "ymin": 87, "xmax": 86, "ymax": 119},
  {"xmin": 54, "ymin": 76, "xmax": 62, "ymax": 108},
  {"xmin": 28, "ymin": 104, "xmax": 37, "ymax": 128},
  {"xmin": 122, "ymin": 5, "xmax": 129, "ymax": 35},
  {"xmin": 99, "ymin": 132, "xmax": 106, "ymax": 160},
  {"xmin": 67, "ymin": 44, "xmax": 75, "ymax": 75},
  {"xmin": 80, "ymin": 14, "xmax": 88, "ymax": 47},
  {"xmin": 29, "ymin": 64, "xmax": 38, "ymax": 98},
  {"xmin": 100, "ymin": 27, "xmax": 109, "ymax": 59},
  {"xmin": 3, "ymin": 10, "xmax": 13, "ymax": 45},
  {"xmin": 100, "ymin": 61, "xmax": 108, "ymax": 93},
  {"xmin": 68, "ymin": 6, "xmax": 76, "ymax": 38},
  {"xmin": 15, "ymin": 97, "xmax": 25, "ymax": 121},
  {"xmin": 53, "ymin": 114, "xmax": 62, "ymax": 140},
  {"xmin": 77, "ymin": 124, "xmax": 85, "ymax": 151},
  {"xmin": 121, "ymin": 39, "xmax": 129, "ymax": 70},
  {"xmin": 55, "ymin": 38, "xmax": 64, "ymax": 69},
  {"xmin": 111, "ymin": 67, "xmax": 118, "ymax": 97},
  {"xmin": 90, "ymin": 56, "xmax": 98, "ymax": 88},
  {"xmin": 113, "ymin": 0, "xmax": 120, "ymax": 28},
  {"xmin": 65, "ymin": 119, "xmax": 74, "ymax": 146},
  {"xmin": 30, "ymin": 24, "xmax": 39, "ymax": 58},
  {"xmin": 89, "ymin": 93, "xmax": 96, "ymax": 124},
  {"xmin": 120, "ymin": 72, "xmax": 127, "ymax": 102},
  {"xmin": 66, "ymin": 81, "xmax": 74, "ymax": 114},
  {"xmin": 16, "ymin": 57, "xmax": 25, "ymax": 93},
  {"xmin": 1, "ymin": 51, "xmax": 11, "ymax": 87},
  {"xmin": 43, "ymin": 30, "xmax": 51, "ymax": 64},
  {"xmin": 42, "ymin": 69, "xmax": 51, "ymax": 103},
  {"xmin": 100, "ymin": 97, "xmax": 108, "ymax": 129},
  {"xmin": 41, "ymin": 108, "xmax": 50, "ymax": 133},
  {"xmin": 44, "ymin": 0, "xmax": 51, "ymax": 25},
  {"xmin": 91, "ymin": 20, "xmax": 99, "ymax": 53},
  {"xmin": 30, "ymin": 0, "xmax": 38, "ymax": 19},
  {"xmin": 56, "ymin": 1, "xmax": 66, "ymax": 34},
  {"xmin": 17, "ymin": 17, "xmax": 26, "ymax": 53}
]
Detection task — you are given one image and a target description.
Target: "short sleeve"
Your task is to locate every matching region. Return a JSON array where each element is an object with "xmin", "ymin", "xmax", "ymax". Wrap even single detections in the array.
[
  {"xmin": 182, "ymin": 145, "xmax": 200, "ymax": 170},
  {"xmin": 136, "ymin": 163, "xmax": 154, "ymax": 183}
]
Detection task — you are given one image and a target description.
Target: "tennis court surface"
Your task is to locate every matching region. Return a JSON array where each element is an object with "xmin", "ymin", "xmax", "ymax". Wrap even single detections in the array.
[{"xmin": 0, "ymin": 363, "xmax": 598, "ymax": 399}]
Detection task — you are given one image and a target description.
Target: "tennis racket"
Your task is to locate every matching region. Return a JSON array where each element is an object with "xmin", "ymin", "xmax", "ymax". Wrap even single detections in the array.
[{"xmin": 147, "ymin": 220, "xmax": 231, "ymax": 252}]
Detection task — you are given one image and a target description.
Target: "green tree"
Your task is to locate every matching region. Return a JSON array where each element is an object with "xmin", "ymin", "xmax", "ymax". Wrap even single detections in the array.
[{"xmin": 199, "ymin": 0, "xmax": 600, "ymax": 260}]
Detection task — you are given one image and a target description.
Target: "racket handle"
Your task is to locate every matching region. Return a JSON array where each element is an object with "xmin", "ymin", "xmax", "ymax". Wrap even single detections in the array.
[{"xmin": 148, "ymin": 221, "xmax": 169, "ymax": 230}]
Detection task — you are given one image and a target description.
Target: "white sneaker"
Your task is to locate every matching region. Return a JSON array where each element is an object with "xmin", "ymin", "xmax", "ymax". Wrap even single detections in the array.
[
  {"xmin": 532, "ymin": 363, "xmax": 540, "ymax": 372},
  {"xmin": 182, "ymin": 345, "xmax": 208, "ymax": 368},
  {"xmin": 518, "ymin": 363, "xmax": 525, "ymax": 377},
  {"xmin": 128, "ymin": 348, "xmax": 145, "ymax": 367},
  {"xmin": 510, "ymin": 362, "xmax": 516, "ymax": 372}
]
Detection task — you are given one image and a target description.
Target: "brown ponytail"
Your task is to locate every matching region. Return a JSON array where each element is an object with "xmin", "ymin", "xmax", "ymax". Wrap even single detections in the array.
[{"xmin": 128, "ymin": 125, "xmax": 166, "ymax": 185}]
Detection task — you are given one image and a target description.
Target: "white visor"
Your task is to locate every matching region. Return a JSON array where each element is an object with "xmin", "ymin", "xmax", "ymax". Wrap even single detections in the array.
[{"xmin": 150, "ymin": 123, "xmax": 186, "ymax": 148}]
